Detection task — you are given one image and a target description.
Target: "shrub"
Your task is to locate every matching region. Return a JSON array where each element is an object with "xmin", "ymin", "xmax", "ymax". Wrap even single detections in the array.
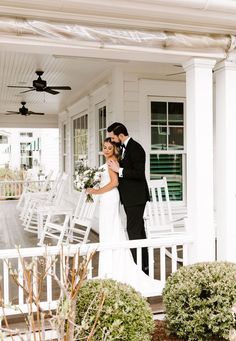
[
  {"xmin": 75, "ymin": 278, "xmax": 155, "ymax": 340},
  {"xmin": 163, "ymin": 262, "xmax": 236, "ymax": 340}
]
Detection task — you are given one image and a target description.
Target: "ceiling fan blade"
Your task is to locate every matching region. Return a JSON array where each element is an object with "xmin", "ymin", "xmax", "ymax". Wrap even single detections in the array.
[
  {"xmin": 7, "ymin": 86, "xmax": 33, "ymax": 89},
  {"xmin": 20, "ymin": 89, "xmax": 36, "ymax": 94},
  {"xmin": 7, "ymin": 110, "xmax": 19, "ymax": 113},
  {"xmin": 47, "ymin": 86, "xmax": 71, "ymax": 90},
  {"xmin": 5, "ymin": 113, "xmax": 18, "ymax": 115},
  {"xmin": 28, "ymin": 112, "xmax": 45, "ymax": 115},
  {"xmin": 44, "ymin": 88, "xmax": 59, "ymax": 95},
  {"xmin": 166, "ymin": 72, "xmax": 185, "ymax": 77}
]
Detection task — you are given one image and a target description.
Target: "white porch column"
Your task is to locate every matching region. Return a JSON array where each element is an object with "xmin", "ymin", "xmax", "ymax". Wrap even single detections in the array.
[
  {"xmin": 215, "ymin": 61, "xmax": 236, "ymax": 262},
  {"xmin": 183, "ymin": 58, "xmax": 216, "ymax": 263}
]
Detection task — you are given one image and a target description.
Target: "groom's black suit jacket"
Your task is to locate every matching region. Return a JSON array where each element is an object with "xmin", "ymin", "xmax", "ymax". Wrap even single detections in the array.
[{"xmin": 118, "ymin": 138, "xmax": 150, "ymax": 207}]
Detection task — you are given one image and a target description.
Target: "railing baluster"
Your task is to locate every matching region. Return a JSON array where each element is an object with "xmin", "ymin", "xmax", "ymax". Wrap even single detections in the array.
[
  {"xmin": 182, "ymin": 243, "xmax": 188, "ymax": 265},
  {"xmin": 46, "ymin": 256, "xmax": 52, "ymax": 303},
  {"xmin": 87, "ymin": 253, "xmax": 93, "ymax": 279},
  {"xmin": 32, "ymin": 257, "xmax": 38, "ymax": 299},
  {"xmin": 3, "ymin": 260, "xmax": 9, "ymax": 305},
  {"xmin": 160, "ymin": 246, "xmax": 166, "ymax": 284},
  {"xmin": 60, "ymin": 253, "xmax": 66, "ymax": 288},
  {"xmin": 148, "ymin": 247, "xmax": 154, "ymax": 279},
  {"xmin": 171, "ymin": 245, "xmax": 177, "ymax": 272},
  {"xmin": 18, "ymin": 258, "xmax": 24, "ymax": 305},
  {"xmin": 137, "ymin": 247, "xmax": 142, "ymax": 270}
]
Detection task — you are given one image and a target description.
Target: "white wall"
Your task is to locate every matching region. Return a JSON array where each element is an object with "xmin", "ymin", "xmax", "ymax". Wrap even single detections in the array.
[
  {"xmin": 57, "ymin": 68, "xmax": 187, "ymax": 233},
  {"xmin": 58, "ymin": 68, "xmax": 187, "ymax": 187},
  {"xmin": 39, "ymin": 129, "xmax": 59, "ymax": 178}
]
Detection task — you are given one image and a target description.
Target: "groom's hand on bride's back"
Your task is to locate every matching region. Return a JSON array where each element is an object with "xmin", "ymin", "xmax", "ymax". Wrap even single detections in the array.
[{"xmin": 107, "ymin": 159, "xmax": 119, "ymax": 173}]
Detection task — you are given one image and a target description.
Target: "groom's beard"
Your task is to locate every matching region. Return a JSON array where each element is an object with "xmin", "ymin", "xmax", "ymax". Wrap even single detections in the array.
[{"xmin": 114, "ymin": 141, "xmax": 122, "ymax": 148}]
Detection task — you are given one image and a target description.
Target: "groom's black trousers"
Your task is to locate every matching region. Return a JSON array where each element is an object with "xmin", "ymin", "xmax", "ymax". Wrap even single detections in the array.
[{"xmin": 123, "ymin": 204, "xmax": 149, "ymax": 275}]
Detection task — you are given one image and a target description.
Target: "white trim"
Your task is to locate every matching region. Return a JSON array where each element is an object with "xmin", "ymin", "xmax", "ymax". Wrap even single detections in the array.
[
  {"xmin": 90, "ymin": 84, "xmax": 108, "ymax": 166},
  {"xmin": 96, "ymin": 101, "xmax": 107, "ymax": 166},
  {"xmin": 139, "ymin": 80, "xmax": 186, "ymax": 203},
  {"xmin": 1, "ymin": 1, "xmax": 236, "ymax": 35},
  {"xmin": 148, "ymin": 96, "xmax": 186, "ymax": 204}
]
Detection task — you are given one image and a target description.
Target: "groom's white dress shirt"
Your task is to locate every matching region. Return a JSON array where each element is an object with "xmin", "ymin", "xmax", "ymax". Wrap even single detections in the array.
[{"xmin": 119, "ymin": 136, "xmax": 131, "ymax": 178}]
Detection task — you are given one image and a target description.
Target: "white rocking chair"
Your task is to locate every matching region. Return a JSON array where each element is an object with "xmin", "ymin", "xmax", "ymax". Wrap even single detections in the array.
[
  {"xmin": 144, "ymin": 177, "xmax": 188, "ymax": 262},
  {"xmin": 19, "ymin": 172, "xmax": 62, "ymax": 221},
  {"xmin": 144, "ymin": 177, "xmax": 187, "ymax": 237},
  {"xmin": 38, "ymin": 190, "xmax": 98, "ymax": 246},
  {"xmin": 16, "ymin": 169, "xmax": 53, "ymax": 211},
  {"xmin": 23, "ymin": 173, "xmax": 68, "ymax": 234}
]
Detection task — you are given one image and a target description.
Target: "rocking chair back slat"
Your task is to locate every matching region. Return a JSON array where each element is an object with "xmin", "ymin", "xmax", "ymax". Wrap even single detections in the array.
[{"xmin": 145, "ymin": 177, "xmax": 174, "ymax": 235}]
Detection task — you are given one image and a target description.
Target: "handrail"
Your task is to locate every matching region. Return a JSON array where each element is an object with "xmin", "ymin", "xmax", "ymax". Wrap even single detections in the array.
[
  {"xmin": 0, "ymin": 234, "xmax": 192, "ymax": 317},
  {"xmin": 0, "ymin": 180, "xmax": 54, "ymax": 200}
]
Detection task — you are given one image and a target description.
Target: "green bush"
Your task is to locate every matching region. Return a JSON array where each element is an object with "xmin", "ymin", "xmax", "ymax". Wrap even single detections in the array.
[
  {"xmin": 75, "ymin": 278, "xmax": 155, "ymax": 340},
  {"xmin": 163, "ymin": 262, "xmax": 236, "ymax": 340}
]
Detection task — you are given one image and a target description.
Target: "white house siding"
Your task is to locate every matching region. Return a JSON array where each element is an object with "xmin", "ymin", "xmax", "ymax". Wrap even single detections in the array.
[
  {"xmin": 58, "ymin": 68, "xmax": 188, "ymax": 234},
  {"xmin": 38, "ymin": 129, "xmax": 59, "ymax": 178},
  {"xmin": 58, "ymin": 69, "xmax": 187, "ymax": 194}
]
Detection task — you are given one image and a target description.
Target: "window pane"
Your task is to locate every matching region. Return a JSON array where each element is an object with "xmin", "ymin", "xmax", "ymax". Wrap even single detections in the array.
[
  {"xmin": 168, "ymin": 127, "xmax": 184, "ymax": 150},
  {"xmin": 98, "ymin": 105, "xmax": 107, "ymax": 163},
  {"xmin": 168, "ymin": 102, "xmax": 183, "ymax": 126},
  {"xmin": 151, "ymin": 126, "xmax": 167, "ymax": 150},
  {"xmin": 151, "ymin": 102, "xmax": 167, "ymax": 125},
  {"xmin": 73, "ymin": 114, "xmax": 88, "ymax": 178},
  {"xmin": 0, "ymin": 135, "xmax": 8, "ymax": 143},
  {"xmin": 150, "ymin": 154, "xmax": 183, "ymax": 201}
]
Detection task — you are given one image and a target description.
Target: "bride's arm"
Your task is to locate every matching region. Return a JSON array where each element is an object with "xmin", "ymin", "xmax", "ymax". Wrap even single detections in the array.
[{"xmin": 86, "ymin": 168, "xmax": 118, "ymax": 195}]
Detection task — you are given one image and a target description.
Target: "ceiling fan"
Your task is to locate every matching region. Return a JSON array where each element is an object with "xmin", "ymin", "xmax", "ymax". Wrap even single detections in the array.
[
  {"xmin": 5, "ymin": 101, "xmax": 45, "ymax": 116},
  {"xmin": 7, "ymin": 71, "xmax": 71, "ymax": 95},
  {"xmin": 166, "ymin": 64, "xmax": 185, "ymax": 77}
]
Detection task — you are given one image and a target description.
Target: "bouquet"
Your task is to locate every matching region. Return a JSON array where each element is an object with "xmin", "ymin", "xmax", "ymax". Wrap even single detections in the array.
[{"xmin": 74, "ymin": 161, "xmax": 103, "ymax": 202}]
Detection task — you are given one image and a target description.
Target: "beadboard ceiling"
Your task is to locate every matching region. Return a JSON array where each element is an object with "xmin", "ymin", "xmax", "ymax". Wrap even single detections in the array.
[
  {"xmin": 0, "ymin": 51, "xmax": 113, "ymax": 117},
  {"xmin": 0, "ymin": 50, "xmax": 185, "ymax": 120}
]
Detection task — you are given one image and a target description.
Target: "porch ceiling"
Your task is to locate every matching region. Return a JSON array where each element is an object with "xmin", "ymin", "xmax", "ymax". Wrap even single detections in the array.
[
  {"xmin": 0, "ymin": 49, "xmax": 186, "ymax": 126},
  {"xmin": 0, "ymin": 1, "xmax": 233, "ymax": 128}
]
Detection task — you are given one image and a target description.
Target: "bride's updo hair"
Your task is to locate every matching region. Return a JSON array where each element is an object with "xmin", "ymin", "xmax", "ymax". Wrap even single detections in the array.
[{"xmin": 104, "ymin": 137, "xmax": 120, "ymax": 159}]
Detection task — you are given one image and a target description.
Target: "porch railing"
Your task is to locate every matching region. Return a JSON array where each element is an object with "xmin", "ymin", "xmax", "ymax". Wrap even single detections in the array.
[
  {"xmin": 0, "ymin": 235, "xmax": 192, "ymax": 317},
  {"xmin": 0, "ymin": 180, "xmax": 53, "ymax": 200}
]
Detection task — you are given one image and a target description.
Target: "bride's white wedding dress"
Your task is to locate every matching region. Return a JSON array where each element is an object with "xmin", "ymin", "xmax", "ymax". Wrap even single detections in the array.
[{"xmin": 98, "ymin": 163, "xmax": 162, "ymax": 296}]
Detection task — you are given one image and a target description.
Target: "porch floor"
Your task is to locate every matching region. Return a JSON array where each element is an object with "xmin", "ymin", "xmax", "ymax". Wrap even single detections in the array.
[{"xmin": 0, "ymin": 199, "xmax": 164, "ymax": 320}]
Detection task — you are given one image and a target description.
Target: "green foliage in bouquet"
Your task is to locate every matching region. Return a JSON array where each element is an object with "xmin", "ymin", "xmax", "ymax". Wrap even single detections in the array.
[
  {"xmin": 74, "ymin": 161, "xmax": 103, "ymax": 202},
  {"xmin": 75, "ymin": 279, "xmax": 155, "ymax": 340},
  {"xmin": 163, "ymin": 262, "xmax": 236, "ymax": 340}
]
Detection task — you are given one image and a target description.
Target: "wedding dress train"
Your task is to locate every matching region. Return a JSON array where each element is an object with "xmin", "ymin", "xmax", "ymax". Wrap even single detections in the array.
[{"xmin": 98, "ymin": 163, "xmax": 162, "ymax": 296}]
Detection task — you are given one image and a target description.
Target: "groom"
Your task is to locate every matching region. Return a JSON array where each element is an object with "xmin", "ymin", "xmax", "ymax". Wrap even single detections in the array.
[{"xmin": 107, "ymin": 122, "xmax": 150, "ymax": 275}]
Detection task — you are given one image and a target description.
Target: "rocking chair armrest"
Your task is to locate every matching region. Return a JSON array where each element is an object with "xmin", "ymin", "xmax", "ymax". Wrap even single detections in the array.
[
  {"xmin": 169, "ymin": 215, "xmax": 188, "ymax": 224},
  {"xmin": 45, "ymin": 208, "xmax": 73, "ymax": 216}
]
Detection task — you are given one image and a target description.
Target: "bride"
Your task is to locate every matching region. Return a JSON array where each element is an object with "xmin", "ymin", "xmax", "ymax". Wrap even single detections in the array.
[{"xmin": 86, "ymin": 137, "xmax": 162, "ymax": 296}]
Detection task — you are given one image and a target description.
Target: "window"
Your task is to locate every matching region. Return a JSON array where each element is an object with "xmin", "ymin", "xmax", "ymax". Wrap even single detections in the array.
[
  {"xmin": 98, "ymin": 105, "xmax": 106, "ymax": 166},
  {"xmin": 20, "ymin": 142, "xmax": 33, "ymax": 169},
  {"xmin": 73, "ymin": 113, "xmax": 88, "ymax": 173},
  {"xmin": 62, "ymin": 123, "xmax": 67, "ymax": 172},
  {"xmin": 150, "ymin": 99, "xmax": 185, "ymax": 201},
  {"xmin": 0, "ymin": 135, "xmax": 8, "ymax": 144}
]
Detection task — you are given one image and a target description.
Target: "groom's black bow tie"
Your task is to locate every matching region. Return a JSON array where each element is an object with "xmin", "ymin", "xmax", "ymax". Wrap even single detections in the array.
[{"xmin": 121, "ymin": 144, "xmax": 126, "ymax": 149}]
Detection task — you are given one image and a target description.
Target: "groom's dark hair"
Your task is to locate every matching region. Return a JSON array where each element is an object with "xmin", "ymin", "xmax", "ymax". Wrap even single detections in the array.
[{"xmin": 107, "ymin": 122, "xmax": 129, "ymax": 136}]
